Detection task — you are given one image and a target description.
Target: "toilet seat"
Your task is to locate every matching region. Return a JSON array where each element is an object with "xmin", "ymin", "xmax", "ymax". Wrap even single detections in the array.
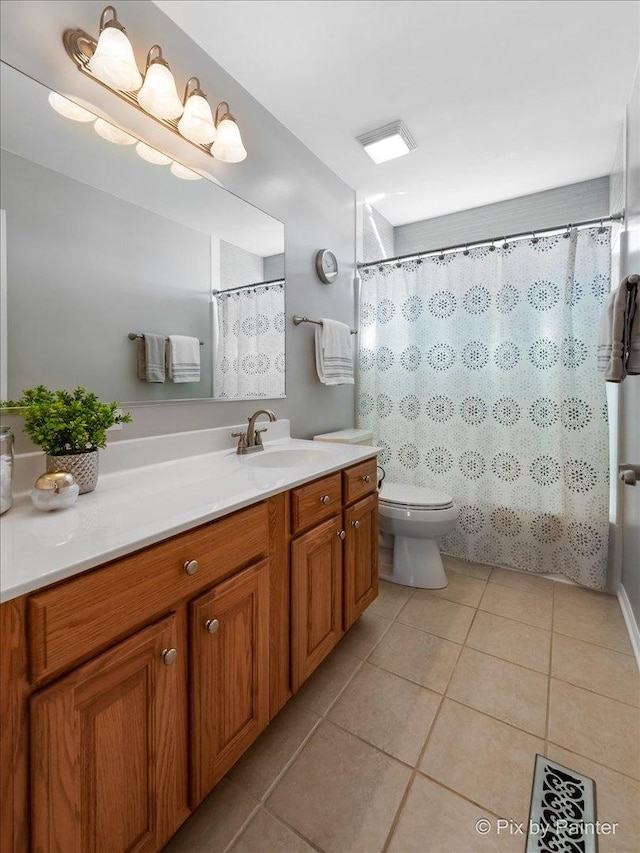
[{"xmin": 379, "ymin": 481, "xmax": 454, "ymax": 511}]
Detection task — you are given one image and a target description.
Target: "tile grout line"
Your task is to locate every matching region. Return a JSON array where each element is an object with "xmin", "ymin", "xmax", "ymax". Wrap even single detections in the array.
[{"xmin": 545, "ymin": 585, "xmax": 556, "ymax": 757}]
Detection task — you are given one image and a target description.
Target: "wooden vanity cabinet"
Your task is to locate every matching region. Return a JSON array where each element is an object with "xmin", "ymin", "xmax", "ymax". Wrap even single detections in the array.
[{"xmin": 343, "ymin": 492, "xmax": 379, "ymax": 631}]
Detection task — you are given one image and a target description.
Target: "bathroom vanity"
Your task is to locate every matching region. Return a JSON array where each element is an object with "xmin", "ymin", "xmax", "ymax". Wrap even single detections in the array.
[{"xmin": 0, "ymin": 433, "xmax": 378, "ymax": 853}]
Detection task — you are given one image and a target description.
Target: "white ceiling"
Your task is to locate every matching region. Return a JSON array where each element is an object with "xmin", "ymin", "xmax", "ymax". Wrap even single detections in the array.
[{"xmin": 155, "ymin": 0, "xmax": 639, "ymax": 226}]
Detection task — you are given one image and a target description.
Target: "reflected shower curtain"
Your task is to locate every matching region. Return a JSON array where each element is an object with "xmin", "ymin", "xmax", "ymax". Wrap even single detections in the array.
[
  {"xmin": 357, "ymin": 228, "xmax": 611, "ymax": 588},
  {"xmin": 214, "ymin": 283, "xmax": 285, "ymax": 398}
]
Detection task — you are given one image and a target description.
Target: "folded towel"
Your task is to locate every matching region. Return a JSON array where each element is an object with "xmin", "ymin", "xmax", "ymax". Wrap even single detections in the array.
[
  {"xmin": 167, "ymin": 335, "xmax": 201, "ymax": 383},
  {"xmin": 137, "ymin": 333, "xmax": 166, "ymax": 382},
  {"xmin": 598, "ymin": 274, "xmax": 640, "ymax": 382},
  {"xmin": 315, "ymin": 319, "xmax": 354, "ymax": 385}
]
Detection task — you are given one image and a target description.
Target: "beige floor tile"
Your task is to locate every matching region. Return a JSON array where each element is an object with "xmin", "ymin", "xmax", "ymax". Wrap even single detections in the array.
[
  {"xmin": 267, "ymin": 722, "xmax": 411, "ymax": 853},
  {"xmin": 548, "ymin": 679, "xmax": 640, "ymax": 779},
  {"xmin": 447, "ymin": 648, "xmax": 548, "ymax": 736},
  {"xmin": 369, "ymin": 622, "xmax": 461, "ymax": 693},
  {"xmin": 368, "ymin": 579, "xmax": 414, "ymax": 619},
  {"xmin": 163, "ymin": 779, "xmax": 258, "ymax": 853},
  {"xmin": 228, "ymin": 702, "xmax": 320, "ymax": 799},
  {"xmin": 489, "ymin": 566, "xmax": 554, "ymax": 598},
  {"xmin": 388, "ymin": 774, "xmax": 522, "ymax": 853},
  {"xmin": 553, "ymin": 586, "xmax": 633, "ymax": 654},
  {"xmin": 291, "ymin": 648, "xmax": 361, "ymax": 716},
  {"xmin": 552, "ymin": 633, "xmax": 640, "ymax": 707},
  {"xmin": 230, "ymin": 809, "xmax": 316, "ymax": 853},
  {"xmin": 338, "ymin": 610, "xmax": 391, "ymax": 659},
  {"xmin": 479, "ymin": 582, "xmax": 553, "ymax": 629},
  {"xmin": 398, "ymin": 592, "xmax": 476, "ymax": 643},
  {"xmin": 328, "ymin": 662, "xmax": 441, "ymax": 765},
  {"xmin": 420, "ymin": 699, "xmax": 544, "ymax": 823},
  {"xmin": 427, "ymin": 570, "xmax": 486, "ymax": 607},
  {"xmin": 467, "ymin": 610, "xmax": 551, "ymax": 673},
  {"xmin": 546, "ymin": 745, "xmax": 640, "ymax": 853},
  {"xmin": 442, "ymin": 554, "xmax": 492, "ymax": 581}
]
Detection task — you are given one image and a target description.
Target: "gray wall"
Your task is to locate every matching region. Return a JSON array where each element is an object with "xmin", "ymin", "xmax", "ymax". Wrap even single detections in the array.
[
  {"xmin": 219, "ymin": 241, "xmax": 264, "ymax": 290},
  {"xmin": 264, "ymin": 253, "xmax": 285, "ymax": 281},
  {"xmin": 0, "ymin": 0, "xmax": 356, "ymax": 450},
  {"xmin": 363, "ymin": 204, "xmax": 395, "ymax": 262},
  {"xmin": 394, "ymin": 177, "xmax": 611, "ymax": 257},
  {"xmin": 619, "ymin": 62, "xmax": 640, "ymax": 625},
  {"xmin": 1, "ymin": 150, "xmax": 213, "ymax": 402}
]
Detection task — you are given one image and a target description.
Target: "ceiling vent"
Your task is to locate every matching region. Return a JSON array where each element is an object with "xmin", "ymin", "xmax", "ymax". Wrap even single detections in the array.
[{"xmin": 357, "ymin": 120, "xmax": 416, "ymax": 164}]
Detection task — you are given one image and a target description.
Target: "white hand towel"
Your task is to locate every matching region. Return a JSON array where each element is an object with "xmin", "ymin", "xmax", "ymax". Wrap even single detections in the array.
[
  {"xmin": 167, "ymin": 335, "xmax": 201, "ymax": 383},
  {"xmin": 315, "ymin": 319, "xmax": 354, "ymax": 385},
  {"xmin": 598, "ymin": 274, "xmax": 640, "ymax": 382},
  {"xmin": 137, "ymin": 333, "xmax": 166, "ymax": 383},
  {"xmin": 626, "ymin": 274, "xmax": 640, "ymax": 374}
]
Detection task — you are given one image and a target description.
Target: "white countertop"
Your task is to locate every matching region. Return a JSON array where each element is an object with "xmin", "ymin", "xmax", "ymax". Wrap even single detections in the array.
[{"xmin": 0, "ymin": 433, "xmax": 378, "ymax": 602}]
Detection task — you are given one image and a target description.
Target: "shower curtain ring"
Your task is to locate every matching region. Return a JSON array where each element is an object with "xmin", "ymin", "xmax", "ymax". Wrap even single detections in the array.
[
  {"xmin": 489, "ymin": 240, "xmax": 496, "ymax": 252},
  {"xmin": 598, "ymin": 219, "xmax": 606, "ymax": 234},
  {"xmin": 463, "ymin": 245, "xmax": 470, "ymax": 256},
  {"xmin": 502, "ymin": 236, "xmax": 509, "ymax": 249},
  {"xmin": 563, "ymin": 224, "xmax": 572, "ymax": 238},
  {"xmin": 531, "ymin": 231, "xmax": 539, "ymax": 244},
  {"xmin": 438, "ymin": 249, "xmax": 445, "ymax": 261}
]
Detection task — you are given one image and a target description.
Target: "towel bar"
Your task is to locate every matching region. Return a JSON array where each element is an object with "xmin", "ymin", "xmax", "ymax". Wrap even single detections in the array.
[
  {"xmin": 128, "ymin": 333, "xmax": 204, "ymax": 346},
  {"xmin": 292, "ymin": 316, "xmax": 357, "ymax": 334}
]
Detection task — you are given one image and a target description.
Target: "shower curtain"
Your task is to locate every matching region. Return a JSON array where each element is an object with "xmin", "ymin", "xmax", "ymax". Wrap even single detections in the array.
[
  {"xmin": 357, "ymin": 228, "xmax": 611, "ymax": 588},
  {"xmin": 214, "ymin": 283, "xmax": 285, "ymax": 399}
]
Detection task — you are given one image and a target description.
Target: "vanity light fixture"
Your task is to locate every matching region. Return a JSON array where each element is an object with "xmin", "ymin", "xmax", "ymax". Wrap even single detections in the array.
[
  {"xmin": 135, "ymin": 141, "xmax": 173, "ymax": 165},
  {"xmin": 211, "ymin": 102, "xmax": 247, "ymax": 163},
  {"xmin": 170, "ymin": 162, "xmax": 202, "ymax": 181},
  {"xmin": 137, "ymin": 45, "xmax": 184, "ymax": 121},
  {"xmin": 93, "ymin": 117, "xmax": 136, "ymax": 145},
  {"xmin": 48, "ymin": 92, "xmax": 96, "ymax": 122},
  {"xmin": 357, "ymin": 121, "xmax": 416, "ymax": 164},
  {"xmin": 63, "ymin": 6, "xmax": 247, "ymax": 162},
  {"xmin": 87, "ymin": 5, "xmax": 142, "ymax": 92}
]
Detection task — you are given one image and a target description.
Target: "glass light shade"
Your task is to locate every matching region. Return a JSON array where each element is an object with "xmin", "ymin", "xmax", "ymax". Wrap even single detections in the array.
[
  {"xmin": 93, "ymin": 118, "xmax": 137, "ymax": 145},
  {"xmin": 210, "ymin": 117, "xmax": 247, "ymax": 163},
  {"xmin": 177, "ymin": 93, "xmax": 216, "ymax": 145},
  {"xmin": 137, "ymin": 62, "xmax": 184, "ymax": 120},
  {"xmin": 88, "ymin": 26, "xmax": 142, "ymax": 92},
  {"xmin": 48, "ymin": 92, "xmax": 96, "ymax": 122},
  {"xmin": 170, "ymin": 162, "xmax": 202, "ymax": 181},
  {"xmin": 135, "ymin": 142, "xmax": 172, "ymax": 165}
]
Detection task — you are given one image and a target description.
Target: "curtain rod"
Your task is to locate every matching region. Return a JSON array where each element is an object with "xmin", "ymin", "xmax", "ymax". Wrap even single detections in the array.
[
  {"xmin": 213, "ymin": 278, "xmax": 285, "ymax": 296},
  {"xmin": 358, "ymin": 213, "xmax": 624, "ymax": 270}
]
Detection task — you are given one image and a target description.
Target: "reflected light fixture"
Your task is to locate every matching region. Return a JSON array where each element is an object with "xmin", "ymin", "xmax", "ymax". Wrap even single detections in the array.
[
  {"xmin": 135, "ymin": 141, "xmax": 172, "ymax": 165},
  {"xmin": 137, "ymin": 45, "xmax": 184, "ymax": 120},
  {"xmin": 357, "ymin": 121, "xmax": 416, "ymax": 164},
  {"xmin": 93, "ymin": 117, "xmax": 136, "ymax": 144},
  {"xmin": 87, "ymin": 5, "xmax": 142, "ymax": 92},
  {"xmin": 178, "ymin": 77, "xmax": 216, "ymax": 145},
  {"xmin": 211, "ymin": 102, "xmax": 247, "ymax": 163},
  {"xmin": 170, "ymin": 162, "xmax": 202, "ymax": 181},
  {"xmin": 48, "ymin": 92, "xmax": 96, "ymax": 122}
]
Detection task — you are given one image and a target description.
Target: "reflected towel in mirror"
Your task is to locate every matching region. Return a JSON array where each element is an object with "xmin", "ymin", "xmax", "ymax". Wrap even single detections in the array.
[
  {"xmin": 137, "ymin": 333, "xmax": 166, "ymax": 382},
  {"xmin": 167, "ymin": 335, "xmax": 201, "ymax": 383}
]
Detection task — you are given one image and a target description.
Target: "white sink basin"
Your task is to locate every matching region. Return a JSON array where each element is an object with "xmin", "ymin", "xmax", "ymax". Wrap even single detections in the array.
[{"xmin": 243, "ymin": 448, "xmax": 335, "ymax": 469}]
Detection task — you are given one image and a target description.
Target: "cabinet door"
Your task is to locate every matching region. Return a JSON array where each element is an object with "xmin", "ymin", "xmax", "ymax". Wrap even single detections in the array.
[
  {"xmin": 291, "ymin": 515, "xmax": 343, "ymax": 691},
  {"xmin": 190, "ymin": 560, "xmax": 270, "ymax": 807},
  {"xmin": 31, "ymin": 614, "xmax": 183, "ymax": 853},
  {"xmin": 344, "ymin": 493, "xmax": 379, "ymax": 631}
]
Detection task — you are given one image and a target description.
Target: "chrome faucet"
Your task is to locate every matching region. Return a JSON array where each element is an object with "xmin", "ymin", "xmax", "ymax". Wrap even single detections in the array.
[{"xmin": 231, "ymin": 409, "xmax": 277, "ymax": 454}]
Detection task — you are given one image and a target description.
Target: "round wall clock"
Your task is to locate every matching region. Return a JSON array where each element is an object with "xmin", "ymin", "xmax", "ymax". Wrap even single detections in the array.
[{"xmin": 315, "ymin": 249, "xmax": 338, "ymax": 284}]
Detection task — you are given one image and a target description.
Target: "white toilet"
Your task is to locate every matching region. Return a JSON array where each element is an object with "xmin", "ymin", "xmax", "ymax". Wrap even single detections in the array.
[{"xmin": 313, "ymin": 429, "xmax": 459, "ymax": 590}]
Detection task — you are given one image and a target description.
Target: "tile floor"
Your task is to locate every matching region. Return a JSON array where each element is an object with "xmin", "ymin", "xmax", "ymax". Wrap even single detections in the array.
[{"xmin": 165, "ymin": 555, "xmax": 640, "ymax": 853}]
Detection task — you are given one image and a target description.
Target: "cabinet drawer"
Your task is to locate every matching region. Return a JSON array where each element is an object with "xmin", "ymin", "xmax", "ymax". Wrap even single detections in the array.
[
  {"xmin": 343, "ymin": 458, "xmax": 377, "ymax": 505},
  {"xmin": 291, "ymin": 472, "xmax": 342, "ymax": 535},
  {"xmin": 28, "ymin": 502, "xmax": 269, "ymax": 682}
]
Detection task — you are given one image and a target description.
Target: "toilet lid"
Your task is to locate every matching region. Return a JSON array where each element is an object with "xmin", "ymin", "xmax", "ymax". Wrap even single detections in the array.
[{"xmin": 380, "ymin": 481, "xmax": 454, "ymax": 510}]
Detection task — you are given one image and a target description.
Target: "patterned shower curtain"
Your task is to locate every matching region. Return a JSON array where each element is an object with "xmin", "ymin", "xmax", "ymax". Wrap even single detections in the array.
[
  {"xmin": 214, "ymin": 283, "xmax": 285, "ymax": 399},
  {"xmin": 357, "ymin": 228, "xmax": 611, "ymax": 588}
]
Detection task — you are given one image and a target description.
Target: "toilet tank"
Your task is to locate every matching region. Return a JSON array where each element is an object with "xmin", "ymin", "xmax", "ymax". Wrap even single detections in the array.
[{"xmin": 313, "ymin": 428, "xmax": 374, "ymax": 445}]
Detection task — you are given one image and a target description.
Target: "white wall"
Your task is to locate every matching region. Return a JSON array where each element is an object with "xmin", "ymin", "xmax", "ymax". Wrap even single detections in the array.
[{"xmin": 0, "ymin": 0, "xmax": 357, "ymax": 448}]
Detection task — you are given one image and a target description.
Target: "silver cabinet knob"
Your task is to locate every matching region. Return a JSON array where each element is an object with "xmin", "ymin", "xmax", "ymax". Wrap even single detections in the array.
[
  {"xmin": 205, "ymin": 618, "xmax": 220, "ymax": 634},
  {"xmin": 162, "ymin": 648, "xmax": 177, "ymax": 666},
  {"xmin": 320, "ymin": 495, "xmax": 330, "ymax": 505},
  {"xmin": 337, "ymin": 530, "xmax": 346, "ymax": 540},
  {"xmin": 184, "ymin": 559, "xmax": 199, "ymax": 575},
  {"xmin": 352, "ymin": 520, "xmax": 361, "ymax": 529},
  {"xmin": 362, "ymin": 475, "xmax": 371, "ymax": 483}
]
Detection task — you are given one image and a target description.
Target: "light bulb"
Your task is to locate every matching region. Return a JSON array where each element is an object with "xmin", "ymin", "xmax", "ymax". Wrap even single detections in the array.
[
  {"xmin": 178, "ymin": 91, "xmax": 216, "ymax": 145},
  {"xmin": 137, "ymin": 48, "xmax": 184, "ymax": 120},
  {"xmin": 48, "ymin": 92, "xmax": 96, "ymax": 122},
  {"xmin": 211, "ymin": 116, "xmax": 247, "ymax": 163},
  {"xmin": 170, "ymin": 162, "xmax": 202, "ymax": 181},
  {"xmin": 135, "ymin": 142, "xmax": 172, "ymax": 165},
  {"xmin": 88, "ymin": 21, "xmax": 142, "ymax": 91},
  {"xmin": 93, "ymin": 118, "xmax": 136, "ymax": 145}
]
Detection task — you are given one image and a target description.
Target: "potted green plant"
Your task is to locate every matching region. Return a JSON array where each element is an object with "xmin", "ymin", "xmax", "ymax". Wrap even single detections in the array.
[{"xmin": 0, "ymin": 386, "xmax": 132, "ymax": 494}]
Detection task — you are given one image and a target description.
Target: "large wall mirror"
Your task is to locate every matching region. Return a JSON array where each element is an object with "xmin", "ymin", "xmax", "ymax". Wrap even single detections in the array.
[{"xmin": 0, "ymin": 63, "xmax": 285, "ymax": 403}]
